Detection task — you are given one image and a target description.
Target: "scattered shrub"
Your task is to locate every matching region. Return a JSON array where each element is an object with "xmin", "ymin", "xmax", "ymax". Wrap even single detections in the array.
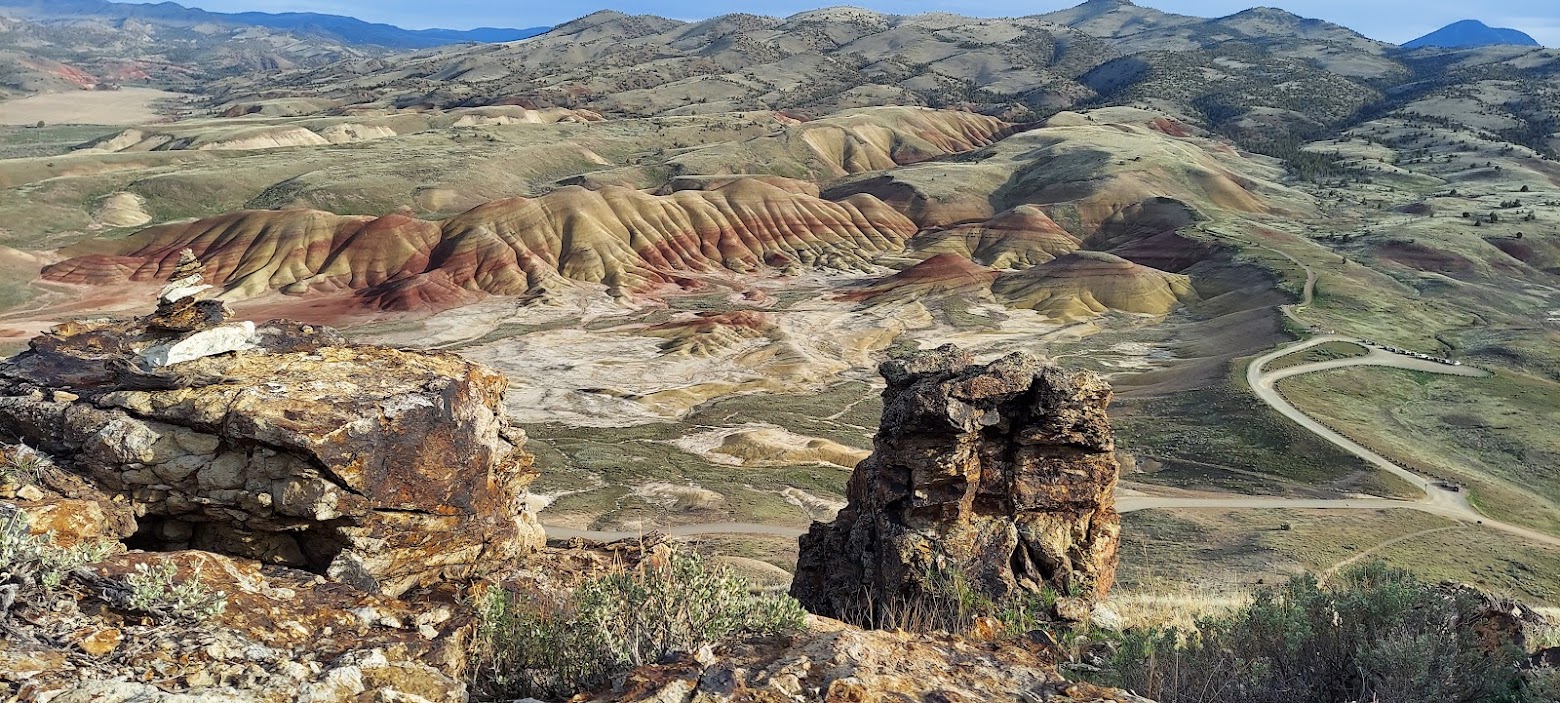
[
  {"xmin": 122, "ymin": 561, "xmax": 228, "ymax": 621},
  {"xmin": 1092, "ymin": 563, "xmax": 1545, "ymax": 703},
  {"xmin": 1, "ymin": 444, "xmax": 50, "ymax": 485},
  {"xmin": 0, "ymin": 508, "xmax": 115, "ymax": 594},
  {"xmin": 472, "ymin": 548, "xmax": 807, "ymax": 701},
  {"xmin": 839, "ymin": 564, "xmax": 1071, "ymax": 637}
]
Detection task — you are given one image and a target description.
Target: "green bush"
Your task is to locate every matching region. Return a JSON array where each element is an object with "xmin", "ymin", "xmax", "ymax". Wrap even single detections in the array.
[
  {"xmin": 471, "ymin": 548, "xmax": 807, "ymax": 702},
  {"xmin": 122, "ymin": 561, "xmax": 228, "ymax": 621},
  {"xmin": 848, "ymin": 564, "xmax": 1069, "ymax": 637},
  {"xmin": 0, "ymin": 508, "xmax": 115, "ymax": 593},
  {"xmin": 1094, "ymin": 562, "xmax": 1549, "ymax": 703}
]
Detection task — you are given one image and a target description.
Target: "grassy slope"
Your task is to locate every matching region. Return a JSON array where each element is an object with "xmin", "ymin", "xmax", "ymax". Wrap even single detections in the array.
[{"xmin": 1280, "ymin": 367, "xmax": 1560, "ymax": 535}]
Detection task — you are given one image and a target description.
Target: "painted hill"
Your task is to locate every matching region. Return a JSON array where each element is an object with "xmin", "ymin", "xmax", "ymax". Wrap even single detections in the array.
[
  {"xmin": 1404, "ymin": 20, "xmax": 1540, "ymax": 49},
  {"xmin": 992, "ymin": 250, "xmax": 1198, "ymax": 320},
  {"xmin": 42, "ymin": 179, "xmax": 916, "ymax": 311}
]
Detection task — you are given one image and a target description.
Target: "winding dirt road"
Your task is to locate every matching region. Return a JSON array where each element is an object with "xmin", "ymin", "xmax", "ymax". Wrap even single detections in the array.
[{"xmin": 542, "ymin": 254, "xmax": 1560, "ymax": 551}]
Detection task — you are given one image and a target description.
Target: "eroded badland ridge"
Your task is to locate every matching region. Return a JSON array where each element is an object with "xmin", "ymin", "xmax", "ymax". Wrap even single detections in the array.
[{"xmin": 2, "ymin": 0, "xmax": 1560, "ymax": 700}]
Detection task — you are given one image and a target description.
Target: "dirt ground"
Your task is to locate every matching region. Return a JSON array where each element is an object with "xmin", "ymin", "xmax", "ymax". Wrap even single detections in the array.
[{"xmin": 0, "ymin": 88, "xmax": 185, "ymax": 126}]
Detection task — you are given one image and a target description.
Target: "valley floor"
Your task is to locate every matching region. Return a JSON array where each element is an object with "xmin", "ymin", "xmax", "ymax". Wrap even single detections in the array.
[{"xmin": 0, "ymin": 88, "xmax": 188, "ymax": 126}]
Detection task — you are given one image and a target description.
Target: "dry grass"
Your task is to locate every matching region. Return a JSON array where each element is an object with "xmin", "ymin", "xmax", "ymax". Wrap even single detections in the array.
[
  {"xmin": 1105, "ymin": 589, "xmax": 1251, "ymax": 631},
  {"xmin": 0, "ymin": 89, "xmax": 184, "ymax": 126},
  {"xmin": 1536, "ymin": 609, "xmax": 1560, "ymax": 650}
]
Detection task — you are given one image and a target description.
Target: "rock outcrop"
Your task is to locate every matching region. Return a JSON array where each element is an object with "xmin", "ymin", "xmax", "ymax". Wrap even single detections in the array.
[
  {"xmin": 574, "ymin": 616, "xmax": 1151, "ymax": 703},
  {"xmin": 0, "ymin": 258, "xmax": 543, "ymax": 596},
  {"xmin": 791, "ymin": 345, "xmax": 1121, "ymax": 621}
]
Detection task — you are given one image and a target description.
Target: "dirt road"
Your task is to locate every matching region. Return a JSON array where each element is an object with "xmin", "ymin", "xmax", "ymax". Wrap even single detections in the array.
[{"xmin": 541, "ymin": 258, "xmax": 1560, "ymax": 551}]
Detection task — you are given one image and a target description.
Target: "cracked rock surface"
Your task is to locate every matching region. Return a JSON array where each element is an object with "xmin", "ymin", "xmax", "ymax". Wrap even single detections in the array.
[
  {"xmin": 0, "ymin": 287, "xmax": 543, "ymax": 596},
  {"xmin": 574, "ymin": 616, "xmax": 1152, "ymax": 703},
  {"xmin": 791, "ymin": 345, "xmax": 1121, "ymax": 620}
]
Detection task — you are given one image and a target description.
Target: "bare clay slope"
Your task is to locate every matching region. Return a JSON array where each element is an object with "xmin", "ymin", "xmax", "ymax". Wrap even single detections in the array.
[{"xmin": 44, "ymin": 179, "xmax": 915, "ymax": 310}]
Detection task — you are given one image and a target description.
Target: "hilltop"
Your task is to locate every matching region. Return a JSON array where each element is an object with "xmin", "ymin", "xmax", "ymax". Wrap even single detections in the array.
[
  {"xmin": 1405, "ymin": 20, "xmax": 1541, "ymax": 49},
  {"xmin": 0, "ymin": 0, "xmax": 546, "ymax": 101}
]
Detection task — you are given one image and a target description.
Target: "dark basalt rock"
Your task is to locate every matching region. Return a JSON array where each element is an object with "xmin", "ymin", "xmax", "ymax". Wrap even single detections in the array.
[{"xmin": 791, "ymin": 344, "xmax": 1121, "ymax": 621}]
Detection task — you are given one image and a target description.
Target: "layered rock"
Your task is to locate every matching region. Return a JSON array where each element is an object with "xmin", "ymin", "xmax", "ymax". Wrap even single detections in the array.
[
  {"xmin": 907, "ymin": 205, "xmax": 1083, "ymax": 270},
  {"xmin": 791, "ymin": 345, "xmax": 1121, "ymax": 621},
  {"xmin": 42, "ymin": 178, "xmax": 916, "ymax": 312},
  {"xmin": 838, "ymin": 253, "xmax": 999, "ymax": 303},
  {"xmin": 0, "ymin": 264, "xmax": 543, "ymax": 596}
]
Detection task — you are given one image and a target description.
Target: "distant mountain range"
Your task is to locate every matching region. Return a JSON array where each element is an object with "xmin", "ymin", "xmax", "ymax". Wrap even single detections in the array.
[
  {"xmin": 1404, "ymin": 20, "xmax": 1540, "ymax": 49},
  {"xmin": 0, "ymin": 0, "xmax": 549, "ymax": 49}
]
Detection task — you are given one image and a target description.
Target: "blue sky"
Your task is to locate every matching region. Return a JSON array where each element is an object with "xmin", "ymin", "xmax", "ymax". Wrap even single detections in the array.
[{"xmin": 171, "ymin": 0, "xmax": 1559, "ymax": 46}]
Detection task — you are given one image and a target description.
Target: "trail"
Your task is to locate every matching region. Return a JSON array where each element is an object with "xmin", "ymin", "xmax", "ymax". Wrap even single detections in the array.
[{"xmin": 1320, "ymin": 525, "xmax": 1466, "ymax": 583}]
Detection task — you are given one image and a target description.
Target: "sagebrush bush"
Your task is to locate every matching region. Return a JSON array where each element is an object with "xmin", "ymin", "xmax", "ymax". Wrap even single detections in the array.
[
  {"xmin": 472, "ymin": 548, "xmax": 807, "ymax": 701},
  {"xmin": 0, "ymin": 508, "xmax": 115, "ymax": 593},
  {"xmin": 122, "ymin": 561, "xmax": 228, "ymax": 621},
  {"xmin": 1094, "ymin": 562, "xmax": 1549, "ymax": 703},
  {"xmin": 837, "ymin": 564, "xmax": 1073, "ymax": 638}
]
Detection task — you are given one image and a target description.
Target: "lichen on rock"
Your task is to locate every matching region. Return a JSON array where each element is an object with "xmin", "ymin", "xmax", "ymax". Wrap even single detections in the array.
[
  {"xmin": 790, "ymin": 344, "xmax": 1121, "ymax": 621},
  {"xmin": 0, "ymin": 262, "xmax": 544, "ymax": 597}
]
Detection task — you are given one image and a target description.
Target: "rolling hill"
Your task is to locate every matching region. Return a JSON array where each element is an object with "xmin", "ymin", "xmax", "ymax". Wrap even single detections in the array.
[{"xmin": 0, "ymin": 0, "xmax": 547, "ymax": 49}]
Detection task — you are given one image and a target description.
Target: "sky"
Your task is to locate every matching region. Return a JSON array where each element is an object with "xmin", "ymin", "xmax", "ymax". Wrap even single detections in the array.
[{"xmin": 162, "ymin": 0, "xmax": 1560, "ymax": 46}]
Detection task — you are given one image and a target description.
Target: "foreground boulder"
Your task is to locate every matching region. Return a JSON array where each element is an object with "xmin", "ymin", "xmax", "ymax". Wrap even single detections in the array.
[
  {"xmin": 791, "ymin": 345, "xmax": 1121, "ymax": 620},
  {"xmin": 0, "ymin": 256, "xmax": 543, "ymax": 595},
  {"xmin": 2, "ymin": 548, "xmax": 471, "ymax": 702},
  {"xmin": 575, "ymin": 617, "xmax": 1151, "ymax": 703}
]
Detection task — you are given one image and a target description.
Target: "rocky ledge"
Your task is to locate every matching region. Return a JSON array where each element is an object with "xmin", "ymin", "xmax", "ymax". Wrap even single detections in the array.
[
  {"xmin": 791, "ymin": 345, "xmax": 1121, "ymax": 620},
  {"xmin": 0, "ymin": 251, "xmax": 544, "ymax": 595},
  {"xmin": 575, "ymin": 616, "xmax": 1151, "ymax": 703}
]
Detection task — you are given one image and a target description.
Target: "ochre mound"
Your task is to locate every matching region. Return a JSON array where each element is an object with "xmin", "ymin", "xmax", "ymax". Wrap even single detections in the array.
[
  {"xmin": 711, "ymin": 427, "xmax": 869, "ymax": 468},
  {"xmin": 841, "ymin": 253, "xmax": 999, "ymax": 303},
  {"xmin": 908, "ymin": 205, "xmax": 1082, "ymax": 269},
  {"xmin": 645, "ymin": 310, "xmax": 778, "ymax": 356},
  {"xmin": 993, "ymin": 250, "xmax": 1197, "ymax": 320},
  {"xmin": 44, "ymin": 179, "xmax": 917, "ymax": 311}
]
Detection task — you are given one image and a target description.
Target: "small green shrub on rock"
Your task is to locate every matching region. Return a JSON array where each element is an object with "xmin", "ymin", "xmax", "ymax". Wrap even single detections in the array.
[
  {"xmin": 848, "ymin": 564, "xmax": 1069, "ymax": 636},
  {"xmin": 0, "ymin": 444, "xmax": 50, "ymax": 485},
  {"xmin": 0, "ymin": 508, "xmax": 115, "ymax": 594},
  {"xmin": 472, "ymin": 548, "xmax": 807, "ymax": 701},
  {"xmin": 122, "ymin": 561, "xmax": 228, "ymax": 621}
]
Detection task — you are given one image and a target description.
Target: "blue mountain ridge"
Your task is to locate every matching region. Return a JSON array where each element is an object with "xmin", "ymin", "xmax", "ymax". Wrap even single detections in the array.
[
  {"xmin": 1403, "ymin": 19, "xmax": 1539, "ymax": 49},
  {"xmin": 0, "ymin": 0, "xmax": 549, "ymax": 49}
]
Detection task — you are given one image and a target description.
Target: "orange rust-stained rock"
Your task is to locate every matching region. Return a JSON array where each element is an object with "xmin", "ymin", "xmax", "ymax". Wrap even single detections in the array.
[
  {"xmin": 0, "ymin": 298, "xmax": 543, "ymax": 596},
  {"xmin": 791, "ymin": 345, "xmax": 1121, "ymax": 621},
  {"xmin": 7, "ymin": 549, "xmax": 473, "ymax": 702}
]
